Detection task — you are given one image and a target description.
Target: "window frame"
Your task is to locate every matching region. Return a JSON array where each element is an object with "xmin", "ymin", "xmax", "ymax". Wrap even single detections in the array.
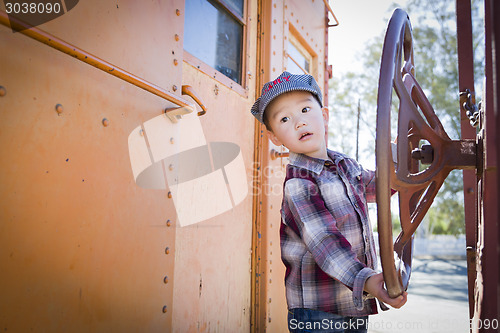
[
  {"xmin": 286, "ymin": 23, "xmax": 317, "ymax": 78},
  {"xmin": 183, "ymin": 0, "xmax": 248, "ymax": 97}
]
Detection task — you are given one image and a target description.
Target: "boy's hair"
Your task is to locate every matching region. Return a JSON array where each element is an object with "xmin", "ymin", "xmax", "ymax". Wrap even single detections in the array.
[{"xmin": 251, "ymin": 71, "xmax": 323, "ymax": 128}]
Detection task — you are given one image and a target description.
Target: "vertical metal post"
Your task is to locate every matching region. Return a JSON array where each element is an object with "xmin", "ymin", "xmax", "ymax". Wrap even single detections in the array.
[
  {"xmin": 492, "ymin": 0, "xmax": 500, "ymax": 321},
  {"xmin": 251, "ymin": 1, "xmax": 267, "ymax": 330},
  {"xmin": 455, "ymin": 0, "xmax": 477, "ymax": 321},
  {"xmin": 481, "ymin": 0, "xmax": 500, "ymax": 328}
]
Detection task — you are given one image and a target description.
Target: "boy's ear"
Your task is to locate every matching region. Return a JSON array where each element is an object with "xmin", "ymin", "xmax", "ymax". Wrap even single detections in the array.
[
  {"xmin": 322, "ymin": 107, "xmax": 330, "ymax": 123},
  {"xmin": 267, "ymin": 130, "xmax": 282, "ymax": 146},
  {"xmin": 322, "ymin": 107, "xmax": 329, "ymax": 139}
]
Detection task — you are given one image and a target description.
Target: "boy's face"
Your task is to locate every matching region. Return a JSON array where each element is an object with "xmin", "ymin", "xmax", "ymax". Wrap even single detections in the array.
[{"xmin": 266, "ymin": 91, "xmax": 329, "ymax": 160}]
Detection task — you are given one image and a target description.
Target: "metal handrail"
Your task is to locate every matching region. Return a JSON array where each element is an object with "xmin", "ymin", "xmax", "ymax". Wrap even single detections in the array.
[
  {"xmin": 323, "ymin": 0, "xmax": 339, "ymax": 27},
  {"xmin": 0, "ymin": 11, "xmax": 195, "ymax": 113},
  {"xmin": 270, "ymin": 149, "xmax": 290, "ymax": 160},
  {"xmin": 181, "ymin": 85, "xmax": 207, "ymax": 116}
]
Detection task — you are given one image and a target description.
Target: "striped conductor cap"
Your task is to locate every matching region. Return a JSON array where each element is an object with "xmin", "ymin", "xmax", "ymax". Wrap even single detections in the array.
[{"xmin": 250, "ymin": 71, "xmax": 323, "ymax": 124}]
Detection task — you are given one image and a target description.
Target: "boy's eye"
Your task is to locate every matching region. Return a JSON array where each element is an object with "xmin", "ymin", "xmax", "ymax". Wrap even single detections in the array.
[
  {"xmin": 302, "ymin": 107, "xmax": 310, "ymax": 113},
  {"xmin": 280, "ymin": 116, "xmax": 290, "ymax": 123}
]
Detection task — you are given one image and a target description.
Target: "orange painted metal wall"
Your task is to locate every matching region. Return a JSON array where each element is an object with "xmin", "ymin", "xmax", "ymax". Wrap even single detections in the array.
[
  {"xmin": 0, "ymin": 0, "xmax": 331, "ymax": 331},
  {"xmin": 0, "ymin": 1, "xmax": 186, "ymax": 331}
]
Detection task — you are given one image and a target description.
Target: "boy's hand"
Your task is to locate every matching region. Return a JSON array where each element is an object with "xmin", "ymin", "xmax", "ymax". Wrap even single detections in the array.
[{"xmin": 364, "ymin": 273, "xmax": 407, "ymax": 309}]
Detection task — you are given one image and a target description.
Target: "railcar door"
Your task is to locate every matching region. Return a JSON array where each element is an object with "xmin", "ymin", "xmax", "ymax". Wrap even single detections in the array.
[
  {"xmin": 252, "ymin": 0, "xmax": 332, "ymax": 331},
  {"xmin": 168, "ymin": 0, "xmax": 258, "ymax": 331}
]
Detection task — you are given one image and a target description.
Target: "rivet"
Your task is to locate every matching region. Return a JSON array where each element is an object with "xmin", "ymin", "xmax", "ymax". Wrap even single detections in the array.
[
  {"xmin": 169, "ymin": 164, "xmax": 174, "ymax": 171},
  {"xmin": 55, "ymin": 103, "xmax": 64, "ymax": 114},
  {"xmin": 170, "ymin": 137, "xmax": 174, "ymax": 144},
  {"xmin": 139, "ymin": 129, "xmax": 144, "ymax": 136},
  {"xmin": 269, "ymin": 279, "xmax": 272, "ymax": 283},
  {"xmin": 269, "ymin": 298, "xmax": 272, "ymax": 303},
  {"xmin": 167, "ymin": 191, "xmax": 172, "ymax": 198},
  {"xmin": 173, "ymin": 59, "xmax": 178, "ymax": 66},
  {"xmin": 163, "ymin": 275, "xmax": 169, "ymax": 284},
  {"xmin": 166, "ymin": 219, "xmax": 171, "ymax": 227},
  {"xmin": 0, "ymin": 86, "xmax": 6, "ymax": 97},
  {"xmin": 176, "ymin": 9, "xmax": 180, "ymax": 16},
  {"xmin": 467, "ymin": 187, "xmax": 474, "ymax": 194},
  {"xmin": 172, "ymin": 85, "xmax": 178, "ymax": 92},
  {"xmin": 165, "ymin": 247, "xmax": 170, "ymax": 254},
  {"xmin": 214, "ymin": 84, "xmax": 219, "ymax": 95},
  {"xmin": 162, "ymin": 305, "xmax": 168, "ymax": 313},
  {"xmin": 174, "ymin": 34, "xmax": 180, "ymax": 41},
  {"xmin": 102, "ymin": 118, "xmax": 109, "ymax": 127}
]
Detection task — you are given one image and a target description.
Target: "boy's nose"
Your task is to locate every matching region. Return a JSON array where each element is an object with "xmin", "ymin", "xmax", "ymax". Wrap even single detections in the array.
[{"xmin": 295, "ymin": 119, "xmax": 307, "ymax": 129}]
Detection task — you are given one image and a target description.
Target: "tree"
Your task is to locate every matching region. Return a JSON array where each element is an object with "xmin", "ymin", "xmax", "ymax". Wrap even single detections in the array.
[{"xmin": 328, "ymin": 0, "xmax": 484, "ymax": 236}]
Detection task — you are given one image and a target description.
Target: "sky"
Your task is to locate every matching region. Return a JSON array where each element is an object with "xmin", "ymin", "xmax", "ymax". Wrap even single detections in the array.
[
  {"xmin": 327, "ymin": 1, "xmax": 410, "ymax": 77},
  {"xmin": 325, "ymin": 1, "xmax": 411, "ymax": 169}
]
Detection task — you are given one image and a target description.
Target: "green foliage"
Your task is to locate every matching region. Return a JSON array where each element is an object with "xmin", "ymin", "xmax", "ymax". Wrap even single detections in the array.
[{"xmin": 328, "ymin": 0, "xmax": 484, "ymax": 236}]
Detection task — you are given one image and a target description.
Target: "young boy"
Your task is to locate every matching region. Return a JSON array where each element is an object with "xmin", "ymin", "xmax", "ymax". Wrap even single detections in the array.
[{"xmin": 251, "ymin": 72, "xmax": 407, "ymax": 332}]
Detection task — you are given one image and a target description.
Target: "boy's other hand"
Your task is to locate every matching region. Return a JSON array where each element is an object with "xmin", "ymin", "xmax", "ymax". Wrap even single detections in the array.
[{"xmin": 364, "ymin": 273, "xmax": 407, "ymax": 309}]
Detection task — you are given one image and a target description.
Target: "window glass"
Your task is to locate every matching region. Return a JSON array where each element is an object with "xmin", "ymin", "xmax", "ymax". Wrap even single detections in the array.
[
  {"xmin": 223, "ymin": 0, "xmax": 244, "ymax": 17},
  {"xmin": 287, "ymin": 40, "xmax": 310, "ymax": 74},
  {"xmin": 184, "ymin": 0, "xmax": 243, "ymax": 84}
]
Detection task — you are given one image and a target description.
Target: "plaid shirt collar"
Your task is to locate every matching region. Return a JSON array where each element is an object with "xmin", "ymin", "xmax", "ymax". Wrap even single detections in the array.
[{"xmin": 288, "ymin": 149, "xmax": 348, "ymax": 175}]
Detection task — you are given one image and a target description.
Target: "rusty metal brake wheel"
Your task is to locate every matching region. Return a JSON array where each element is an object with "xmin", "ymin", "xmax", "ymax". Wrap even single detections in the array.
[{"xmin": 375, "ymin": 8, "xmax": 458, "ymax": 298}]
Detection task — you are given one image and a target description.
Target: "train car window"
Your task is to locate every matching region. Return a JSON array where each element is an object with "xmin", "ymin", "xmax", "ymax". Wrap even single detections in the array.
[
  {"xmin": 223, "ymin": 0, "xmax": 244, "ymax": 17},
  {"xmin": 287, "ymin": 41, "xmax": 310, "ymax": 74},
  {"xmin": 184, "ymin": 0, "xmax": 244, "ymax": 84},
  {"xmin": 286, "ymin": 35, "xmax": 313, "ymax": 75}
]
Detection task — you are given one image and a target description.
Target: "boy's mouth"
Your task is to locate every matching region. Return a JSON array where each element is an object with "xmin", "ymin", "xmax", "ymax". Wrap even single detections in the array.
[{"xmin": 299, "ymin": 132, "xmax": 312, "ymax": 140}]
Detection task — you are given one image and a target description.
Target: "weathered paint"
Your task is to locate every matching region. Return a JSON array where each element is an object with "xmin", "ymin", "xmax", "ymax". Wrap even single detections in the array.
[
  {"xmin": 468, "ymin": 0, "xmax": 500, "ymax": 330},
  {"xmin": 0, "ymin": 1, "xmax": 185, "ymax": 331},
  {"xmin": 0, "ymin": 0, "xmax": 332, "ymax": 331}
]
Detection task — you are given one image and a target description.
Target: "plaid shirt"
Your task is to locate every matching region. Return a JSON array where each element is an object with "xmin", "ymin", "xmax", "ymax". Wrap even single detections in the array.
[{"xmin": 280, "ymin": 150, "xmax": 378, "ymax": 316}]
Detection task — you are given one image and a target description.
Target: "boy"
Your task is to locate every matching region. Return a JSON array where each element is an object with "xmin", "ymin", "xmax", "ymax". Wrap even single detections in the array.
[{"xmin": 251, "ymin": 72, "xmax": 407, "ymax": 332}]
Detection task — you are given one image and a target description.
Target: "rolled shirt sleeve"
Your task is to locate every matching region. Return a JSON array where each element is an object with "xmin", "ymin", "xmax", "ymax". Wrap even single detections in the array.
[{"xmin": 353, "ymin": 267, "xmax": 378, "ymax": 310}]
